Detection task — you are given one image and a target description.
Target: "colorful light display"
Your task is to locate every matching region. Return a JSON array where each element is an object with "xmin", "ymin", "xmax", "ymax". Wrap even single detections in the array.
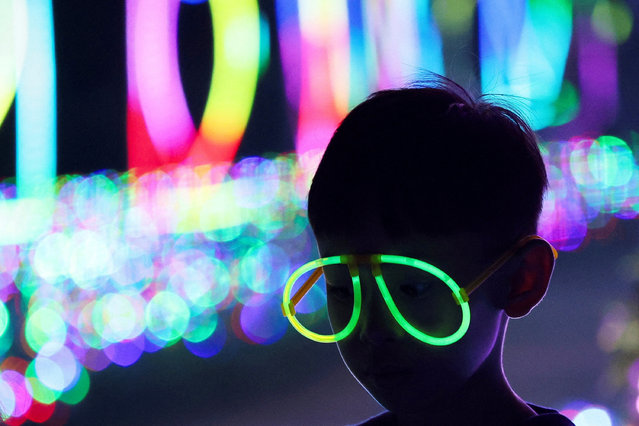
[
  {"xmin": 0, "ymin": 0, "xmax": 637, "ymax": 422},
  {"xmin": 0, "ymin": 138, "xmax": 635, "ymax": 420},
  {"xmin": 126, "ymin": 0, "xmax": 263, "ymax": 170}
]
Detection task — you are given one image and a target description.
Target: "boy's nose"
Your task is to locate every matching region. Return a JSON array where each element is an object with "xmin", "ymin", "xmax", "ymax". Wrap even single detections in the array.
[{"xmin": 357, "ymin": 276, "xmax": 405, "ymax": 346}]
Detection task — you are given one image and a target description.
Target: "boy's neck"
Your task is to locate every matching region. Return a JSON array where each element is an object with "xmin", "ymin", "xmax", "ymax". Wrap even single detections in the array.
[
  {"xmin": 394, "ymin": 326, "xmax": 535, "ymax": 426},
  {"xmin": 394, "ymin": 372, "xmax": 534, "ymax": 425}
]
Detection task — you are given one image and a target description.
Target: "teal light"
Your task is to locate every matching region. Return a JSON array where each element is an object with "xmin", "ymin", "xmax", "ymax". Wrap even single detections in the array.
[
  {"xmin": 479, "ymin": 0, "xmax": 572, "ymax": 129},
  {"xmin": 0, "ymin": 301, "xmax": 8, "ymax": 337},
  {"xmin": 17, "ymin": 0, "xmax": 56, "ymax": 199},
  {"xmin": 282, "ymin": 256, "xmax": 361, "ymax": 343}
]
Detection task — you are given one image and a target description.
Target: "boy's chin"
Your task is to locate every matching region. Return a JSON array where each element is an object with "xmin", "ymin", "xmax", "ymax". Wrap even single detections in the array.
[{"xmin": 356, "ymin": 368, "xmax": 463, "ymax": 413}]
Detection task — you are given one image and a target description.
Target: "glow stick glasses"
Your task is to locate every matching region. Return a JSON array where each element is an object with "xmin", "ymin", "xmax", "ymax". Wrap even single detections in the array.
[{"xmin": 282, "ymin": 235, "xmax": 557, "ymax": 345}]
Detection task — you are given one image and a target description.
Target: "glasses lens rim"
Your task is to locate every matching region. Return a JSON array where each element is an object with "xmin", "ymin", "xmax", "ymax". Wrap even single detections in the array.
[
  {"xmin": 284, "ymin": 254, "xmax": 470, "ymax": 345},
  {"xmin": 283, "ymin": 256, "xmax": 360, "ymax": 343},
  {"xmin": 374, "ymin": 255, "xmax": 471, "ymax": 345}
]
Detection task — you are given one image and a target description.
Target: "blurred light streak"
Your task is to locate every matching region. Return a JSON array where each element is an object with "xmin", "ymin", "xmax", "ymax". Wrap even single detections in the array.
[
  {"xmin": 293, "ymin": 0, "xmax": 350, "ymax": 156},
  {"xmin": 189, "ymin": 0, "xmax": 261, "ymax": 164},
  {"xmin": 16, "ymin": 0, "xmax": 56, "ymax": 199},
  {"xmin": 279, "ymin": 0, "xmax": 444, "ymax": 157},
  {"xmin": 479, "ymin": 0, "xmax": 572, "ymax": 129},
  {"xmin": 126, "ymin": 0, "xmax": 261, "ymax": 170},
  {"xmin": 365, "ymin": 0, "xmax": 426, "ymax": 89},
  {"xmin": 413, "ymin": 0, "xmax": 444, "ymax": 77},
  {"xmin": 591, "ymin": 0, "xmax": 633, "ymax": 44},
  {"xmin": 432, "ymin": 0, "xmax": 475, "ymax": 36},
  {"xmin": 130, "ymin": 0, "xmax": 195, "ymax": 162}
]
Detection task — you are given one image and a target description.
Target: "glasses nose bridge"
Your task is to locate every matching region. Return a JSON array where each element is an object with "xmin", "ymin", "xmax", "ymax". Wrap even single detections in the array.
[
  {"xmin": 346, "ymin": 256, "xmax": 384, "ymax": 302},
  {"xmin": 348, "ymin": 260, "xmax": 405, "ymax": 343}
]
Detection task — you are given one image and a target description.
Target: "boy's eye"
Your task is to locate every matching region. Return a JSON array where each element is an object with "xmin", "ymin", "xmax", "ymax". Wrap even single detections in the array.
[
  {"xmin": 326, "ymin": 283, "xmax": 354, "ymax": 302},
  {"xmin": 400, "ymin": 282, "xmax": 432, "ymax": 298}
]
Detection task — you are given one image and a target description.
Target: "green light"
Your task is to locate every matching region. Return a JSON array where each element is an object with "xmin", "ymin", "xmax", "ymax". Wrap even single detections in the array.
[
  {"xmin": 145, "ymin": 291, "xmax": 190, "ymax": 342},
  {"xmin": 0, "ymin": 301, "xmax": 8, "ymax": 337},
  {"xmin": 199, "ymin": 0, "xmax": 260, "ymax": 145},
  {"xmin": 551, "ymin": 80, "xmax": 580, "ymax": 127},
  {"xmin": 258, "ymin": 11, "xmax": 270, "ymax": 74},
  {"xmin": 0, "ymin": 0, "xmax": 27, "ymax": 128},
  {"xmin": 183, "ymin": 311, "xmax": 218, "ymax": 343},
  {"xmin": 592, "ymin": 0, "xmax": 633, "ymax": 44},
  {"xmin": 282, "ymin": 256, "xmax": 360, "ymax": 343},
  {"xmin": 92, "ymin": 294, "xmax": 140, "ymax": 343},
  {"xmin": 283, "ymin": 254, "xmax": 469, "ymax": 345},
  {"xmin": 432, "ymin": 0, "xmax": 476, "ymax": 35},
  {"xmin": 59, "ymin": 366, "xmax": 90, "ymax": 405},
  {"xmin": 376, "ymin": 255, "xmax": 470, "ymax": 346},
  {"xmin": 25, "ymin": 362, "xmax": 60, "ymax": 405},
  {"xmin": 588, "ymin": 136, "xmax": 635, "ymax": 187},
  {"xmin": 25, "ymin": 306, "xmax": 67, "ymax": 355}
]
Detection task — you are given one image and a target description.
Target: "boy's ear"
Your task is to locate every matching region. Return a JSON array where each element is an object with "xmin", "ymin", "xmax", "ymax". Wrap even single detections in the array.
[{"xmin": 504, "ymin": 240, "xmax": 556, "ymax": 318}]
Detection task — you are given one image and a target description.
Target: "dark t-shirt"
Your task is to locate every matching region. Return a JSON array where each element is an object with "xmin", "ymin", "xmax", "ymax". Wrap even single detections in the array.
[{"xmin": 357, "ymin": 403, "xmax": 575, "ymax": 425}]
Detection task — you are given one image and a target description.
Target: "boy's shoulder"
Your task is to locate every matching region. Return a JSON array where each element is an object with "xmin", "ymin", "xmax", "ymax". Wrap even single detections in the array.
[
  {"xmin": 354, "ymin": 404, "xmax": 575, "ymax": 426},
  {"xmin": 522, "ymin": 404, "xmax": 575, "ymax": 426}
]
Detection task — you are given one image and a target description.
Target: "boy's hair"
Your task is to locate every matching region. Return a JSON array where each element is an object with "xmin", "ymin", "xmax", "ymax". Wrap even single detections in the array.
[{"xmin": 308, "ymin": 77, "xmax": 548, "ymax": 252}]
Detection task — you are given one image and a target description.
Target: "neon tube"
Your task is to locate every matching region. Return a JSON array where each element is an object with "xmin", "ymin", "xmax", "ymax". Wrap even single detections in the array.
[
  {"xmin": 294, "ymin": 0, "xmax": 350, "ymax": 155},
  {"xmin": 127, "ymin": 0, "xmax": 261, "ymax": 168},
  {"xmin": 479, "ymin": 0, "xmax": 572, "ymax": 129},
  {"xmin": 16, "ymin": 0, "xmax": 56, "ymax": 199},
  {"xmin": 131, "ymin": 0, "xmax": 195, "ymax": 162},
  {"xmin": 191, "ymin": 0, "xmax": 261, "ymax": 164},
  {"xmin": 0, "ymin": 0, "xmax": 28, "ymax": 128}
]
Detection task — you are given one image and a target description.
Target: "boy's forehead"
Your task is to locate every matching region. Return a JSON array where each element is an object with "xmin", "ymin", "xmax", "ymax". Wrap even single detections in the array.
[{"xmin": 316, "ymin": 228, "xmax": 493, "ymax": 265}]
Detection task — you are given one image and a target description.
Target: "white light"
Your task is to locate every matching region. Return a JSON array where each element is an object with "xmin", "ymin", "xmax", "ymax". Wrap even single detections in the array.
[{"xmin": 573, "ymin": 407, "xmax": 612, "ymax": 426}]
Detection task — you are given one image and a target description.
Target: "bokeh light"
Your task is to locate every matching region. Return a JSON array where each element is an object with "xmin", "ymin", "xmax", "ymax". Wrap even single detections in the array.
[
  {"xmin": 432, "ymin": 0, "xmax": 476, "ymax": 35},
  {"xmin": 0, "ymin": 141, "xmax": 634, "ymax": 419},
  {"xmin": 573, "ymin": 406, "xmax": 613, "ymax": 426},
  {"xmin": 145, "ymin": 292, "xmax": 191, "ymax": 343},
  {"xmin": 591, "ymin": 0, "xmax": 634, "ymax": 44}
]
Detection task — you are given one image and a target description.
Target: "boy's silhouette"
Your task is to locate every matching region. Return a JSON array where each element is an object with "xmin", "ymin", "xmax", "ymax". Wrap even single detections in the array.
[{"xmin": 302, "ymin": 77, "xmax": 575, "ymax": 425}]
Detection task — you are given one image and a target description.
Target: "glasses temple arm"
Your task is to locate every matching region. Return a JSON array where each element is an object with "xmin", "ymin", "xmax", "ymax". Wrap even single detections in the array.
[
  {"xmin": 460, "ymin": 249, "xmax": 516, "ymax": 302},
  {"xmin": 459, "ymin": 235, "xmax": 558, "ymax": 303},
  {"xmin": 282, "ymin": 267, "xmax": 324, "ymax": 316}
]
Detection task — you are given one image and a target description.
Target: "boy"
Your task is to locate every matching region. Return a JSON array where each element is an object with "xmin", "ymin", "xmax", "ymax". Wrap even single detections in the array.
[{"xmin": 283, "ymin": 77, "xmax": 574, "ymax": 425}]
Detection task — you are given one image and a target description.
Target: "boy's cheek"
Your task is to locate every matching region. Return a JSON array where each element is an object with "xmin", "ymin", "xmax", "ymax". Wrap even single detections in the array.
[
  {"xmin": 336, "ymin": 334, "xmax": 461, "ymax": 383},
  {"xmin": 334, "ymin": 309, "xmax": 502, "ymax": 400},
  {"xmin": 336, "ymin": 338, "xmax": 473, "ymax": 410}
]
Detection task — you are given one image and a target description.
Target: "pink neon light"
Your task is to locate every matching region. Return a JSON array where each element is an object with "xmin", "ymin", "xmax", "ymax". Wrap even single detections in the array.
[
  {"xmin": 294, "ymin": 4, "xmax": 350, "ymax": 156},
  {"xmin": 130, "ymin": 0, "xmax": 195, "ymax": 162}
]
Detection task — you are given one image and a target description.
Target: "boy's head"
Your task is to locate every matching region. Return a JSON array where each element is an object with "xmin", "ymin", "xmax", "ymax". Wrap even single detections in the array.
[
  {"xmin": 306, "ymin": 78, "xmax": 555, "ymax": 414},
  {"xmin": 308, "ymin": 78, "xmax": 547, "ymax": 250}
]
